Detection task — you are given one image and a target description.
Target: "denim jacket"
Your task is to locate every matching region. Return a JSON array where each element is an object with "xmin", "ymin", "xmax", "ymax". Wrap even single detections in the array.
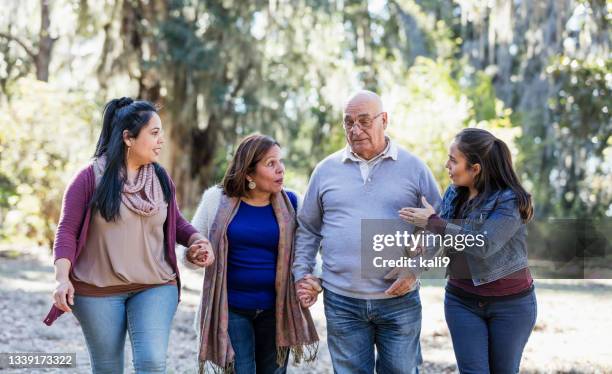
[{"xmin": 421, "ymin": 185, "xmax": 529, "ymax": 286}]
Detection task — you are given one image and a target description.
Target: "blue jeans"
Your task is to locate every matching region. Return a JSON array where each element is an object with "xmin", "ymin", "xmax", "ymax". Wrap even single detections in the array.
[
  {"xmin": 323, "ymin": 288, "xmax": 422, "ymax": 374},
  {"xmin": 227, "ymin": 307, "xmax": 287, "ymax": 374},
  {"xmin": 444, "ymin": 289, "xmax": 537, "ymax": 374},
  {"xmin": 72, "ymin": 285, "xmax": 178, "ymax": 374}
]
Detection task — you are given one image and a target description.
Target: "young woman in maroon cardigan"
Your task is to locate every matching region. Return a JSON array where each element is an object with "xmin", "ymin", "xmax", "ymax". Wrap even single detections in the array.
[{"xmin": 45, "ymin": 97, "xmax": 214, "ymax": 373}]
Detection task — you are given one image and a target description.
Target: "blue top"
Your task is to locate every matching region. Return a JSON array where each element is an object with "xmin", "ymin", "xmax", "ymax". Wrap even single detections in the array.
[{"xmin": 227, "ymin": 192, "xmax": 297, "ymax": 310}]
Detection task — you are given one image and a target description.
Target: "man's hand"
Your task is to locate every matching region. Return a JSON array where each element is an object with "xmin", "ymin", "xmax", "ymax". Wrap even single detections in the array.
[
  {"xmin": 186, "ymin": 238, "xmax": 215, "ymax": 267},
  {"xmin": 384, "ymin": 267, "xmax": 417, "ymax": 297},
  {"xmin": 295, "ymin": 274, "xmax": 322, "ymax": 308}
]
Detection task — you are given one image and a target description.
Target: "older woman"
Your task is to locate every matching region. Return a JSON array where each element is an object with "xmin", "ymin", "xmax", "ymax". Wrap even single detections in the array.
[{"xmin": 181, "ymin": 134, "xmax": 319, "ymax": 373}]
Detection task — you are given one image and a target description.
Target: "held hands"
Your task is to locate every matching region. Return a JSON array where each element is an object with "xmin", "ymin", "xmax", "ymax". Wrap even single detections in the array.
[
  {"xmin": 295, "ymin": 274, "xmax": 322, "ymax": 308},
  {"xmin": 399, "ymin": 196, "xmax": 436, "ymax": 228},
  {"xmin": 53, "ymin": 279, "xmax": 75, "ymax": 313},
  {"xmin": 186, "ymin": 238, "xmax": 215, "ymax": 268}
]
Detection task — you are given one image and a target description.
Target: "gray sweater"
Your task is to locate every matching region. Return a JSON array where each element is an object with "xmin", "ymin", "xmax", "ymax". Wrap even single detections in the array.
[{"xmin": 293, "ymin": 142, "xmax": 442, "ymax": 299}]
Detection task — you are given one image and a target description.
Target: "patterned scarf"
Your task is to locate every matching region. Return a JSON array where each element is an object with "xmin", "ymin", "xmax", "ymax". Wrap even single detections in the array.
[
  {"xmin": 94, "ymin": 155, "xmax": 162, "ymax": 216},
  {"xmin": 197, "ymin": 190, "xmax": 319, "ymax": 373}
]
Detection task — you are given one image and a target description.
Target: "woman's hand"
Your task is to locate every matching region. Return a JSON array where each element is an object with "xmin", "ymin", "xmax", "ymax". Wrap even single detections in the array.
[
  {"xmin": 187, "ymin": 238, "xmax": 215, "ymax": 267},
  {"xmin": 399, "ymin": 196, "xmax": 436, "ymax": 228},
  {"xmin": 52, "ymin": 258, "xmax": 74, "ymax": 312},
  {"xmin": 53, "ymin": 279, "xmax": 75, "ymax": 313}
]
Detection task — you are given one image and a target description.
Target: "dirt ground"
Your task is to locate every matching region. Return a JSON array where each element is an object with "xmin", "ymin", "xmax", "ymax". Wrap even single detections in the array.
[{"xmin": 1, "ymin": 247, "xmax": 611, "ymax": 373}]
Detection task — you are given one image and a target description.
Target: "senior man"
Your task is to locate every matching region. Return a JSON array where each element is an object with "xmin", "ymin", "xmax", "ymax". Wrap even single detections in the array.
[{"xmin": 293, "ymin": 90, "xmax": 441, "ymax": 374}]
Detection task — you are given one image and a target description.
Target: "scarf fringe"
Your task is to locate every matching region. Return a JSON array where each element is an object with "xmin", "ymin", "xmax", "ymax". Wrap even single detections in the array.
[
  {"xmin": 277, "ymin": 341, "xmax": 320, "ymax": 367},
  {"xmin": 198, "ymin": 360, "xmax": 235, "ymax": 374},
  {"xmin": 197, "ymin": 343, "xmax": 318, "ymax": 373}
]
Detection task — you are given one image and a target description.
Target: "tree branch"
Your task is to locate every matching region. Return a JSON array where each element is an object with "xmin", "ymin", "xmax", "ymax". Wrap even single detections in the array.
[{"xmin": 0, "ymin": 32, "xmax": 37, "ymax": 60}]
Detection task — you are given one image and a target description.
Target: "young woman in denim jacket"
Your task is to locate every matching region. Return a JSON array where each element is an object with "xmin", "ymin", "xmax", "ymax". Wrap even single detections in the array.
[{"xmin": 400, "ymin": 128, "xmax": 537, "ymax": 374}]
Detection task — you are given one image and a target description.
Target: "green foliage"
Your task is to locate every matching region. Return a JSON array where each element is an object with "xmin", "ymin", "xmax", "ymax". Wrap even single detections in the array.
[
  {"xmin": 388, "ymin": 57, "xmax": 519, "ymax": 192},
  {"xmin": 542, "ymin": 56, "xmax": 611, "ymax": 217},
  {"xmin": 0, "ymin": 78, "xmax": 97, "ymax": 246}
]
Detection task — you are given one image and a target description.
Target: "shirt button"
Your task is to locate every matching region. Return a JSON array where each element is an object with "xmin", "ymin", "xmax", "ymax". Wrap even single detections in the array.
[{"xmin": 367, "ymin": 178, "xmax": 372, "ymax": 182}]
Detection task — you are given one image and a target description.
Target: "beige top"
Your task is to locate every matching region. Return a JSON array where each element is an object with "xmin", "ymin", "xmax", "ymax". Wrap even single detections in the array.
[{"xmin": 72, "ymin": 163, "xmax": 176, "ymax": 288}]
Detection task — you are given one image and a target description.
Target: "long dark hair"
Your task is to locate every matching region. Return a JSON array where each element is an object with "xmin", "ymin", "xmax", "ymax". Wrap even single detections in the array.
[
  {"xmin": 454, "ymin": 128, "xmax": 533, "ymax": 222},
  {"xmin": 91, "ymin": 97, "xmax": 171, "ymax": 221},
  {"xmin": 221, "ymin": 134, "xmax": 280, "ymax": 198}
]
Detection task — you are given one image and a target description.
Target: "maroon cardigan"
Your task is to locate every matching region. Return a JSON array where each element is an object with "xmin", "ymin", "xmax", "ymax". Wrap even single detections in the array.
[{"xmin": 43, "ymin": 164, "xmax": 198, "ymax": 326}]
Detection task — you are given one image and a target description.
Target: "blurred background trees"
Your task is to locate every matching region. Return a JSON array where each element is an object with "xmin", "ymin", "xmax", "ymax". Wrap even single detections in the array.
[{"xmin": 0, "ymin": 0, "xmax": 610, "ymax": 248}]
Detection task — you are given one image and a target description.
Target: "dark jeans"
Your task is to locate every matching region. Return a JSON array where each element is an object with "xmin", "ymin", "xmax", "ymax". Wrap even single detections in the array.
[
  {"xmin": 444, "ymin": 289, "xmax": 537, "ymax": 374},
  {"xmin": 228, "ymin": 307, "xmax": 287, "ymax": 374},
  {"xmin": 323, "ymin": 288, "xmax": 422, "ymax": 374}
]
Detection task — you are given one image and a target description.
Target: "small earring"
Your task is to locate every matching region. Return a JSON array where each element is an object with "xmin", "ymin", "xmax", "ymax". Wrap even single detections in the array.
[
  {"xmin": 127, "ymin": 146, "xmax": 131, "ymax": 160},
  {"xmin": 248, "ymin": 180, "xmax": 256, "ymax": 190}
]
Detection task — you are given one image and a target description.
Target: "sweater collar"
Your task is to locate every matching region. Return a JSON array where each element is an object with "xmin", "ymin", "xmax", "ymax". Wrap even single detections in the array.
[{"xmin": 342, "ymin": 137, "xmax": 398, "ymax": 163}]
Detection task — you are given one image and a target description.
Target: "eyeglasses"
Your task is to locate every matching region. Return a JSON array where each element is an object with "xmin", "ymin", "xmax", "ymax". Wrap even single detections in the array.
[{"xmin": 343, "ymin": 112, "xmax": 384, "ymax": 131}]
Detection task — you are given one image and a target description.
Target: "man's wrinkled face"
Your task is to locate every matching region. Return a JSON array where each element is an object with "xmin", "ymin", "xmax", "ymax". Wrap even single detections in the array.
[{"xmin": 343, "ymin": 92, "xmax": 387, "ymax": 160}]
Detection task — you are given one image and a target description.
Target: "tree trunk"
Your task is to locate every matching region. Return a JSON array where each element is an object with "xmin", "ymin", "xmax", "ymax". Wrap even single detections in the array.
[{"xmin": 35, "ymin": 0, "xmax": 55, "ymax": 82}]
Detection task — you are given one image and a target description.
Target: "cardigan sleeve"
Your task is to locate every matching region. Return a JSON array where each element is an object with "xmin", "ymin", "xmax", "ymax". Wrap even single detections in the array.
[
  {"xmin": 53, "ymin": 166, "xmax": 94, "ymax": 266},
  {"xmin": 175, "ymin": 205, "xmax": 198, "ymax": 247},
  {"xmin": 170, "ymin": 179, "xmax": 199, "ymax": 247}
]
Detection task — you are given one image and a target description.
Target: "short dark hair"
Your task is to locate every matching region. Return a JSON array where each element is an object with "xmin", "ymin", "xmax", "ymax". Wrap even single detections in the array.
[{"xmin": 221, "ymin": 134, "xmax": 280, "ymax": 198}]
